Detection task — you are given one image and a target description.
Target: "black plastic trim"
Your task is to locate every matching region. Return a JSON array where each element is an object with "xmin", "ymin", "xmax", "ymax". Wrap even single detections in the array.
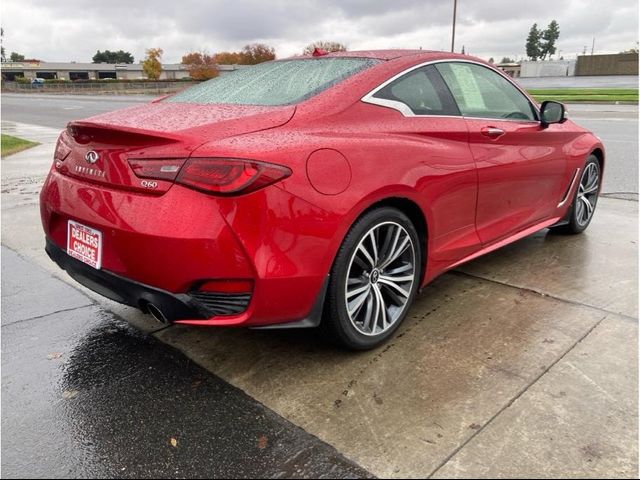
[
  {"xmin": 251, "ymin": 275, "xmax": 329, "ymax": 330},
  {"xmin": 45, "ymin": 238, "xmax": 208, "ymax": 321},
  {"xmin": 188, "ymin": 291, "xmax": 252, "ymax": 316}
]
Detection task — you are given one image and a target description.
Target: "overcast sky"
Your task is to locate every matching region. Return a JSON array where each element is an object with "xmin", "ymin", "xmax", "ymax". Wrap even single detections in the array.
[{"xmin": 1, "ymin": 0, "xmax": 638, "ymax": 63}]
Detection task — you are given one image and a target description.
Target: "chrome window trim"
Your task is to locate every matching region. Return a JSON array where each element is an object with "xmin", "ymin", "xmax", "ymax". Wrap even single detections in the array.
[{"xmin": 361, "ymin": 59, "xmax": 541, "ymax": 123}]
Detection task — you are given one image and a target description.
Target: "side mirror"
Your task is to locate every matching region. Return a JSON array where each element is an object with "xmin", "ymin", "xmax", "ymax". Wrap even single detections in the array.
[{"xmin": 540, "ymin": 100, "xmax": 566, "ymax": 126}]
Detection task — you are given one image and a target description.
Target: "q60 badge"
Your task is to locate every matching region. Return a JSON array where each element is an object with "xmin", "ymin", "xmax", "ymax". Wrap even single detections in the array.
[{"xmin": 141, "ymin": 180, "xmax": 158, "ymax": 189}]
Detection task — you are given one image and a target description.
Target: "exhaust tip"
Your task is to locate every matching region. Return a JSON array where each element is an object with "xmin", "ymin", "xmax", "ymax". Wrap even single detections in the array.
[{"xmin": 146, "ymin": 303, "xmax": 169, "ymax": 324}]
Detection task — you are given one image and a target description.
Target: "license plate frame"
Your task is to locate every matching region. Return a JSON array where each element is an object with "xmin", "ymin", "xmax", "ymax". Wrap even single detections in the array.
[{"xmin": 67, "ymin": 220, "xmax": 102, "ymax": 270}]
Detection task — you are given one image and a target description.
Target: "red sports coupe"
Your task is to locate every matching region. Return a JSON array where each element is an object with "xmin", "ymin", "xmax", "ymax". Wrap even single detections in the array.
[{"xmin": 40, "ymin": 50, "xmax": 604, "ymax": 349}]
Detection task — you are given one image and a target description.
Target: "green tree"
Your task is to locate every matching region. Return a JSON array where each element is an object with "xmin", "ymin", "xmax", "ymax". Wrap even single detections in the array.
[
  {"xmin": 500, "ymin": 56, "xmax": 515, "ymax": 63},
  {"xmin": 303, "ymin": 41, "xmax": 347, "ymax": 55},
  {"xmin": 9, "ymin": 52, "xmax": 25, "ymax": 62},
  {"xmin": 540, "ymin": 20, "xmax": 560, "ymax": 60},
  {"xmin": 92, "ymin": 50, "xmax": 134, "ymax": 63},
  {"xmin": 526, "ymin": 23, "xmax": 543, "ymax": 60},
  {"xmin": 142, "ymin": 48, "xmax": 163, "ymax": 80}
]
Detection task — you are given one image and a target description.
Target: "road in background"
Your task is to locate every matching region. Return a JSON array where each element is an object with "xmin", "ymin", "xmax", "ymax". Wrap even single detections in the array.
[
  {"xmin": 1, "ymin": 93, "xmax": 149, "ymax": 129},
  {"xmin": 2, "ymin": 93, "xmax": 637, "ymax": 197},
  {"xmin": 517, "ymin": 75, "xmax": 638, "ymax": 89},
  {"xmin": 567, "ymin": 104, "xmax": 638, "ymax": 199}
]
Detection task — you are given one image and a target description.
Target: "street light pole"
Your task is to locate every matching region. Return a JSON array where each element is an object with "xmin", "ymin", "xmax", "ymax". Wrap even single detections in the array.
[{"xmin": 451, "ymin": 0, "xmax": 458, "ymax": 53}]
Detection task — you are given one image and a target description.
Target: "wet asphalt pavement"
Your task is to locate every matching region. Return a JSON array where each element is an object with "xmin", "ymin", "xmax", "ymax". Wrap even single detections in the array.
[{"xmin": 1, "ymin": 247, "xmax": 371, "ymax": 479}]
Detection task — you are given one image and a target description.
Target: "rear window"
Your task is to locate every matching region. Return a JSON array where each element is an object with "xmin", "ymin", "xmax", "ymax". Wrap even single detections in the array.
[{"xmin": 166, "ymin": 58, "xmax": 380, "ymax": 106}]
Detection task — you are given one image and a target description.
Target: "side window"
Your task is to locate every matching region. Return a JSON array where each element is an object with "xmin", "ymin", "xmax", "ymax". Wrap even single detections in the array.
[
  {"xmin": 436, "ymin": 62, "xmax": 537, "ymax": 121},
  {"xmin": 373, "ymin": 65, "xmax": 460, "ymax": 116}
]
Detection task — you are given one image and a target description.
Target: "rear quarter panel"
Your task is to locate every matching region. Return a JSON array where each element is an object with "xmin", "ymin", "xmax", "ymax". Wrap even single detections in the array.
[{"xmin": 192, "ymin": 101, "xmax": 481, "ymax": 286}]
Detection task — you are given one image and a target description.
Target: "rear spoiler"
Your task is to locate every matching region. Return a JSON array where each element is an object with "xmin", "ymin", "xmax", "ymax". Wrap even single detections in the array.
[{"xmin": 66, "ymin": 120, "xmax": 185, "ymax": 145}]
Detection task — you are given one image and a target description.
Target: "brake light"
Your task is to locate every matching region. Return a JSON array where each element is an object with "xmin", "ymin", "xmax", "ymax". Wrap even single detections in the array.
[
  {"xmin": 54, "ymin": 134, "xmax": 72, "ymax": 161},
  {"xmin": 128, "ymin": 158, "xmax": 187, "ymax": 181},
  {"xmin": 127, "ymin": 157, "xmax": 291, "ymax": 195},
  {"xmin": 176, "ymin": 158, "xmax": 292, "ymax": 195}
]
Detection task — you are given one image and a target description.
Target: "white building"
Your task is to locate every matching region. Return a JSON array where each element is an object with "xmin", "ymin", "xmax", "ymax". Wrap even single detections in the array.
[{"xmin": 519, "ymin": 60, "xmax": 576, "ymax": 78}]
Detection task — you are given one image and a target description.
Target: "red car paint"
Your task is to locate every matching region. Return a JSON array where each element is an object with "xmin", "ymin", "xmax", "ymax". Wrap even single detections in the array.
[{"xmin": 40, "ymin": 50, "xmax": 604, "ymax": 327}]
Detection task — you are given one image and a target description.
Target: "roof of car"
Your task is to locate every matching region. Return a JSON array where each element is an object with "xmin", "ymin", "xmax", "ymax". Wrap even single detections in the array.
[{"xmin": 305, "ymin": 49, "xmax": 474, "ymax": 61}]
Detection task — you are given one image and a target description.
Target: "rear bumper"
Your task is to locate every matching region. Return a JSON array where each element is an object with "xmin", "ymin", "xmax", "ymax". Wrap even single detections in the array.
[
  {"xmin": 40, "ymin": 169, "xmax": 333, "ymax": 327},
  {"xmin": 46, "ymin": 238, "xmax": 327, "ymax": 328},
  {"xmin": 46, "ymin": 238, "xmax": 208, "ymax": 321}
]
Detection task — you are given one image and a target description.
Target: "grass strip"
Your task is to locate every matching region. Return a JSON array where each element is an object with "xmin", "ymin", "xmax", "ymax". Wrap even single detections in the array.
[
  {"xmin": 527, "ymin": 88, "xmax": 638, "ymax": 103},
  {"xmin": 1, "ymin": 134, "xmax": 40, "ymax": 157}
]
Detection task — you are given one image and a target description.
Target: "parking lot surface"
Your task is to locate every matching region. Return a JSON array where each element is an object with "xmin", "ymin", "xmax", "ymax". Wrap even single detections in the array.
[{"xmin": 1, "ymin": 99, "xmax": 638, "ymax": 478}]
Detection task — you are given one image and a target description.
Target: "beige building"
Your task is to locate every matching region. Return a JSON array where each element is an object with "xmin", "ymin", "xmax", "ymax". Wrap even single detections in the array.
[
  {"xmin": 575, "ymin": 53, "xmax": 639, "ymax": 76},
  {"xmin": 0, "ymin": 61, "xmax": 243, "ymax": 81}
]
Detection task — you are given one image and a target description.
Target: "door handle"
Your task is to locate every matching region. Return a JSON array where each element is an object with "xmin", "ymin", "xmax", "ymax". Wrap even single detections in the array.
[{"xmin": 481, "ymin": 126, "xmax": 505, "ymax": 139}]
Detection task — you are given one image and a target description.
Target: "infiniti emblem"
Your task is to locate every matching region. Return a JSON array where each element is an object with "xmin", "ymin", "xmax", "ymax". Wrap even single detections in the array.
[
  {"xmin": 85, "ymin": 150, "xmax": 99, "ymax": 164},
  {"xmin": 370, "ymin": 269, "xmax": 380, "ymax": 284}
]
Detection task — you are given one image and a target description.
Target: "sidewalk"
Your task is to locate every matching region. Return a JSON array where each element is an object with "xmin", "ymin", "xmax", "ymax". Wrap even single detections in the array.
[{"xmin": 1, "ymin": 246, "xmax": 371, "ymax": 478}]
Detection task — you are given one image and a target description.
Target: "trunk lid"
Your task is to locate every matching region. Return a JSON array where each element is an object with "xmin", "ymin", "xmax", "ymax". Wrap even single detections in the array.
[{"xmin": 59, "ymin": 102, "xmax": 295, "ymax": 194}]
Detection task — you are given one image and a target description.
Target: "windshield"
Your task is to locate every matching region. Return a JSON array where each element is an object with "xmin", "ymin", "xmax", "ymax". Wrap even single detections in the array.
[{"xmin": 166, "ymin": 57, "xmax": 380, "ymax": 106}]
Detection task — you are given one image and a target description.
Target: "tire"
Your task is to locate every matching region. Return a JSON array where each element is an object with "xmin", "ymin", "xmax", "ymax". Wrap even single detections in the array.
[
  {"xmin": 550, "ymin": 155, "xmax": 601, "ymax": 235},
  {"xmin": 323, "ymin": 207, "xmax": 422, "ymax": 350}
]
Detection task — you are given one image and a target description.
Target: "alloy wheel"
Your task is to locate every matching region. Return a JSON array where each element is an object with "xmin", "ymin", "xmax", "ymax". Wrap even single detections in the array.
[
  {"xmin": 576, "ymin": 162, "xmax": 599, "ymax": 226},
  {"xmin": 344, "ymin": 221, "xmax": 416, "ymax": 336}
]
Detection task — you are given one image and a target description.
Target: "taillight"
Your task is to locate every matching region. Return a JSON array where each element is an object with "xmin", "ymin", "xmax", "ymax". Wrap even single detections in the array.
[
  {"xmin": 54, "ymin": 134, "xmax": 72, "ymax": 161},
  {"xmin": 177, "ymin": 158, "xmax": 291, "ymax": 195},
  {"xmin": 128, "ymin": 158, "xmax": 187, "ymax": 181},
  {"xmin": 127, "ymin": 157, "xmax": 291, "ymax": 195}
]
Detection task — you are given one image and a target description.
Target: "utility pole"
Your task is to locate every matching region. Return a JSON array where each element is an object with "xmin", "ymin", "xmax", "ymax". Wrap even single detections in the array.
[
  {"xmin": 591, "ymin": 37, "xmax": 595, "ymax": 55},
  {"xmin": 451, "ymin": 0, "xmax": 457, "ymax": 53}
]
